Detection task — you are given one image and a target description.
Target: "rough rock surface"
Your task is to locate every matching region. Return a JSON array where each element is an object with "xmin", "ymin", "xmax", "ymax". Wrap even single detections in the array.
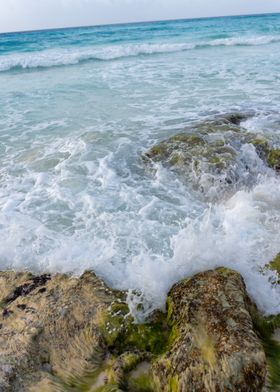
[
  {"xmin": 0, "ymin": 271, "xmax": 162, "ymax": 392},
  {"xmin": 0, "ymin": 271, "xmax": 116, "ymax": 391},
  {"xmin": 144, "ymin": 113, "xmax": 280, "ymax": 201},
  {"xmin": 0, "ymin": 268, "xmax": 269, "ymax": 391},
  {"xmin": 260, "ymin": 254, "xmax": 280, "ymax": 390},
  {"xmin": 152, "ymin": 268, "xmax": 267, "ymax": 392}
]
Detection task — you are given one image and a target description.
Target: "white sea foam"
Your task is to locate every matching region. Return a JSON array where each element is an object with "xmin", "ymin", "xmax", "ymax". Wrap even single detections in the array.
[
  {"xmin": 1, "ymin": 18, "xmax": 280, "ymax": 319},
  {"xmin": 209, "ymin": 35, "xmax": 280, "ymax": 47},
  {"xmin": 0, "ymin": 35, "xmax": 279, "ymax": 72},
  {"xmin": 0, "ymin": 128, "xmax": 280, "ymax": 318},
  {"xmin": 0, "ymin": 43, "xmax": 194, "ymax": 72}
]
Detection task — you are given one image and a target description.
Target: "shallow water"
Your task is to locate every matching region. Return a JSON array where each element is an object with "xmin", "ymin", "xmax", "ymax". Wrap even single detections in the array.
[{"xmin": 0, "ymin": 14, "xmax": 280, "ymax": 317}]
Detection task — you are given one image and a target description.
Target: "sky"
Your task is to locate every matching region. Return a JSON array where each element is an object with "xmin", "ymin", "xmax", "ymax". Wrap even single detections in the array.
[{"xmin": 0, "ymin": 0, "xmax": 280, "ymax": 33}]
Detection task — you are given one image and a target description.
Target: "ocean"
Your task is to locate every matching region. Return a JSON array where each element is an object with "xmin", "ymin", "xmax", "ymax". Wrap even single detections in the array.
[{"xmin": 1, "ymin": 13, "xmax": 280, "ymax": 317}]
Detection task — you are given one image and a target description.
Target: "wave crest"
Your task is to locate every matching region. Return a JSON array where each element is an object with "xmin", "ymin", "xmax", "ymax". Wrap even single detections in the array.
[{"xmin": 0, "ymin": 35, "xmax": 279, "ymax": 72}]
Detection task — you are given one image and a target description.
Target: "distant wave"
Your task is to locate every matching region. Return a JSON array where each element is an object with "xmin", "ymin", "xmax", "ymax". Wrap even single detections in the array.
[
  {"xmin": 1, "ymin": 35, "xmax": 279, "ymax": 72},
  {"xmin": 0, "ymin": 43, "xmax": 194, "ymax": 72},
  {"xmin": 208, "ymin": 35, "xmax": 280, "ymax": 47}
]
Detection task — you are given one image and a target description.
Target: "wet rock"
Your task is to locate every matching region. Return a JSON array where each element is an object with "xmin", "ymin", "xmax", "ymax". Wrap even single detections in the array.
[
  {"xmin": 263, "ymin": 253, "xmax": 280, "ymax": 286},
  {"xmin": 0, "ymin": 271, "xmax": 164, "ymax": 391},
  {"xmin": 267, "ymin": 149, "xmax": 280, "ymax": 172},
  {"xmin": 144, "ymin": 113, "xmax": 280, "ymax": 201},
  {"xmin": 252, "ymin": 312, "xmax": 280, "ymax": 392},
  {"xmin": 2, "ymin": 274, "xmax": 51, "ymax": 304},
  {"xmin": 0, "ymin": 271, "xmax": 116, "ymax": 391},
  {"xmin": 0, "ymin": 268, "xmax": 270, "ymax": 391},
  {"xmin": 259, "ymin": 254, "xmax": 280, "ymax": 390},
  {"xmin": 222, "ymin": 112, "xmax": 249, "ymax": 125},
  {"xmin": 266, "ymin": 253, "xmax": 280, "ymax": 276},
  {"xmin": 152, "ymin": 268, "xmax": 267, "ymax": 392},
  {"xmin": 247, "ymin": 138, "xmax": 280, "ymax": 172}
]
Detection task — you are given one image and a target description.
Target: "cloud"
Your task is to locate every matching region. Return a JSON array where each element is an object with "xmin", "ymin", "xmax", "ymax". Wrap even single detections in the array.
[{"xmin": 0, "ymin": 0, "xmax": 279, "ymax": 33}]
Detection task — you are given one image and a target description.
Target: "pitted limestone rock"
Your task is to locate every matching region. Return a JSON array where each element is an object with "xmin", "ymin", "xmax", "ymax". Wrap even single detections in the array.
[{"xmin": 152, "ymin": 268, "xmax": 267, "ymax": 392}]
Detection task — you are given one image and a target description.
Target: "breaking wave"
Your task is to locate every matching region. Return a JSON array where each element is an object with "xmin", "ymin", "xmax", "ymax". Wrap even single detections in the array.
[{"xmin": 1, "ymin": 35, "xmax": 279, "ymax": 72}]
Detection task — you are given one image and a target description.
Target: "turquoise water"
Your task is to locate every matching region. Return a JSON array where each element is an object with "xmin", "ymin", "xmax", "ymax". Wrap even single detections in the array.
[{"xmin": 1, "ymin": 14, "xmax": 280, "ymax": 316}]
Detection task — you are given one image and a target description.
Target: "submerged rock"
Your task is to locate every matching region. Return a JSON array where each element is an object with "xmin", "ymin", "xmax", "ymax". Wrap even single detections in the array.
[
  {"xmin": 267, "ymin": 149, "xmax": 280, "ymax": 172},
  {"xmin": 248, "ymin": 138, "xmax": 280, "ymax": 172},
  {"xmin": 144, "ymin": 113, "xmax": 280, "ymax": 201},
  {"xmin": 265, "ymin": 253, "xmax": 280, "ymax": 278},
  {"xmin": 152, "ymin": 268, "xmax": 267, "ymax": 392}
]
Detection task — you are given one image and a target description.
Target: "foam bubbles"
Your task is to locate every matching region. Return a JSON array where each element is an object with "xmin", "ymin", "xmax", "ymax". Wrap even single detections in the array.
[
  {"xmin": 171, "ymin": 177, "xmax": 280, "ymax": 312},
  {"xmin": 0, "ymin": 130, "xmax": 280, "ymax": 317}
]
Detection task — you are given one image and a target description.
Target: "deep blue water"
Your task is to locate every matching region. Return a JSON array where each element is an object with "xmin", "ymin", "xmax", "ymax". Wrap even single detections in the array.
[{"xmin": 1, "ymin": 13, "xmax": 280, "ymax": 66}]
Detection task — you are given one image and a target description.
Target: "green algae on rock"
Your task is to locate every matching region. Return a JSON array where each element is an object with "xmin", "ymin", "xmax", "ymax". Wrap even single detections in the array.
[
  {"xmin": 152, "ymin": 268, "xmax": 267, "ymax": 392},
  {"xmin": 267, "ymin": 149, "xmax": 280, "ymax": 171},
  {"xmin": 0, "ymin": 271, "xmax": 162, "ymax": 392},
  {"xmin": 266, "ymin": 253, "xmax": 280, "ymax": 276},
  {"xmin": 247, "ymin": 137, "xmax": 280, "ymax": 172},
  {"xmin": 0, "ymin": 268, "xmax": 270, "ymax": 391},
  {"xmin": 258, "ymin": 253, "xmax": 280, "ymax": 391},
  {"xmin": 144, "ymin": 115, "xmax": 246, "ymax": 200},
  {"xmin": 251, "ymin": 312, "xmax": 280, "ymax": 392},
  {"xmin": 263, "ymin": 253, "xmax": 280, "ymax": 285},
  {"xmin": 144, "ymin": 113, "xmax": 280, "ymax": 201},
  {"xmin": 249, "ymin": 137, "xmax": 270, "ymax": 161}
]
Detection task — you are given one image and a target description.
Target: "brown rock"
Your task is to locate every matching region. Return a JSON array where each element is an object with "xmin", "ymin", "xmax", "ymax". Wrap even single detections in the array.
[
  {"xmin": 0, "ymin": 268, "xmax": 268, "ymax": 391},
  {"xmin": 152, "ymin": 268, "xmax": 267, "ymax": 392},
  {"xmin": 0, "ymin": 271, "xmax": 126, "ymax": 391}
]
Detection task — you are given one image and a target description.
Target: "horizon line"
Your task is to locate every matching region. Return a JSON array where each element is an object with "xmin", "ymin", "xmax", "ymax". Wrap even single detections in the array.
[{"xmin": 1, "ymin": 10, "xmax": 280, "ymax": 36}]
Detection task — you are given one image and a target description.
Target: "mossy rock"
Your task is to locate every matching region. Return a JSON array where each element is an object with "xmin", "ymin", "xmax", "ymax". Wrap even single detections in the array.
[
  {"xmin": 145, "ymin": 143, "xmax": 169, "ymax": 161},
  {"xmin": 50, "ymin": 306, "xmax": 167, "ymax": 391},
  {"xmin": 99, "ymin": 302, "xmax": 169, "ymax": 356},
  {"xmin": 152, "ymin": 268, "xmax": 267, "ymax": 392},
  {"xmin": 0, "ymin": 271, "xmax": 169, "ymax": 392},
  {"xmin": 249, "ymin": 137, "xmax": 270, "ymax": 160},
  {"xmin": 252, "ymin": 312, "xmax": 280, "ymax": 391},
  {"xmin": 267, "ymin": 253, "xmax": 280, "ymax": 275},
  {"xmin": 246, "ymin": 136, "xmax": 280, "ymax": 172},
  {"xmin": 145, "ymin": 134, "xmax": 205, "ymax": 163},
  {"xmin": 127, "ymin": 362, "xmax": 154, "ymax": 392},
  {"xmin": 0, "ymin": 266, "xmax": 276, "ymax": 392},
  {"xmin": 169, "ymin": 134, "xmax": 205, "ymax": 145},
  {"xmin": 143, "ymin": 114, "xmax": 258, "ymax": 201},
  {"xmin": 267, "ymin": 149, "xmax": 280, "ymax": 171},
  {"xmin": 144, "ymin": 113, "xmax": 280, "ymax": 203},
  {"xmin": 127, "ymin": 373, "xmax": 154, "ymax": 392},
  {"xmin": 252, "ymin": 253, "xmax": 280, "ymax": 391},
  {"xmin": 264, "ymin": 253, "xmax": 280, "ymax": 284},
  {"xmin": 145, "ymin": 130, "xmax": 236, "ymax": 169}
]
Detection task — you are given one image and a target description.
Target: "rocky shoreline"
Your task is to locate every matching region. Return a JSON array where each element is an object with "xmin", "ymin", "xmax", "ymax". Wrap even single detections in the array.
[
  {"xmin": 1, "ymin": 113, "xmax": 280, "ymax": 391},
  {"xmin": 0, "ymin": 261, "xmax": 279, "ymax": 391}
]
